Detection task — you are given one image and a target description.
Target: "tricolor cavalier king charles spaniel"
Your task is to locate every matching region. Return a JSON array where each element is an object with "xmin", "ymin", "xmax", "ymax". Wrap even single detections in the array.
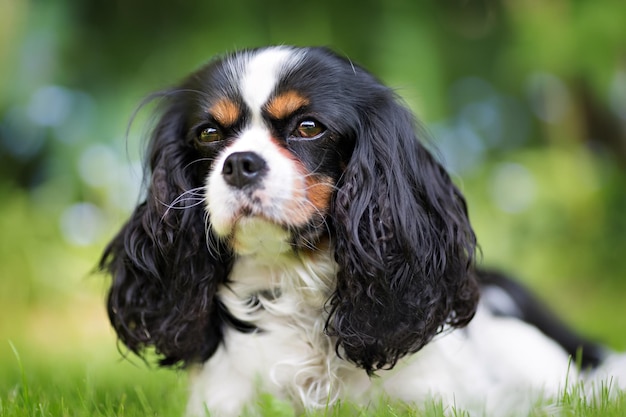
[{"xmin": 101, "ymin": 46, "xmax": 626, "ymax": 416}]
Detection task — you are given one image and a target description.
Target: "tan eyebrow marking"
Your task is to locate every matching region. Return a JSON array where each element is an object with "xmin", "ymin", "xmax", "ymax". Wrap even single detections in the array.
[
  {"xmin": 208, "ymin": 98, "xmax": 240, "ymax": 127},
  {"xmin": 266, "ymin": 91, "xmax": 310, "ymax": 119}
]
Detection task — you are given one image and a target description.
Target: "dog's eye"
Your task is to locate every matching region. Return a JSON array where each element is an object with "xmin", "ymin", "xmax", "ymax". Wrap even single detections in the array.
[
  {"xmin": 294, "ymin": 120, "xmax": 325, "ymax": 139},
  {"xmin": 197, "ymin": 126, "xmax": 222, "ymax": 143}
]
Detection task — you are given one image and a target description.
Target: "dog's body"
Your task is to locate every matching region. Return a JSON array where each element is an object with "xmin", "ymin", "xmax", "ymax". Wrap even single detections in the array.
[
  {"xmin": 101, "ymin": 46, "xmax": 625, "ymax": 416},
  {"xmin": 186, "ymin": 258, "xmax": 583, "ymax": 417}
]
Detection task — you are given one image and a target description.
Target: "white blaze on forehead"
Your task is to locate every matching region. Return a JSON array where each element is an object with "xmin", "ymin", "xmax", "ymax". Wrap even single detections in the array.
[
  {"xmin": 206, "ymin": 47, "xmax": 307, "ymax": 250},
  {"xmin": 240, "ymin": 47, "xmax": 302, "ymax": 122}
]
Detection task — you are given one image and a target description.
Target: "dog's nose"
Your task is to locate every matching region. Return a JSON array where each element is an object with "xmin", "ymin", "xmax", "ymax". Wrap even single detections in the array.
[{"xmin": 222, "ymin": 152, "xmax": 267, "ymax": 189}]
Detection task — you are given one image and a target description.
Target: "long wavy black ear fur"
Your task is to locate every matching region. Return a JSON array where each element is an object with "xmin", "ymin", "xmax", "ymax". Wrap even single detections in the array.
[
  {"xmin": 100, "ymin": 94, "xmax": 231, "ymax": 367},
  {"xmin": 328, "ymin": 87, "xmax": 479, "ymax": 374}
]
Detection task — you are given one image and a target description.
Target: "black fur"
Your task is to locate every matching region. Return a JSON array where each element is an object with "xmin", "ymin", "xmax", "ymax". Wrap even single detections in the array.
[
  {"xmin": 100, "ymin": 93, "xmax": 234, "ymax": 367},
  {"xmin": 478, "ymin": 270, "xmax": 607, "ymax": 369},
  {"xmin": 101, "ymin": 46, "xmax": 481, "ymax": 371},
  {"xmin": 325, "ymin": 74, "xmax": 479, "ymax": 374}
]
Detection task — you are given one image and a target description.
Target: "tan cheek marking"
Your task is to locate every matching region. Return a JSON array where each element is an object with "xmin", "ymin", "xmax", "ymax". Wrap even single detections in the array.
[
  {"xmin": 305, "ymin": 175, "xmax": 334, "ymax": 213},
  {"xmin": 209, "ymin": 98, "xmax": 240, "ymax": 127},
  {"xmin": 286, "ymin": 172, "xmax": 334, "ymax": 225},
  {"xmin": 266, "ymin": 91, "xmax": 309, "ymax": 120},
  {"xmin": 265, "ymin": 138, "xmax": 335, "ymax": 226}
]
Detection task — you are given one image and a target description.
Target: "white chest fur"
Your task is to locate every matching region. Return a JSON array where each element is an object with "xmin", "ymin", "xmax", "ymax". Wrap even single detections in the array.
[
  {"xmin": 185, "ymin": 249, "xmax": 586, "ymax": 417},
  {"xmin": 186, "ymin": 249, "xmax": 369, "ymax": 417}
]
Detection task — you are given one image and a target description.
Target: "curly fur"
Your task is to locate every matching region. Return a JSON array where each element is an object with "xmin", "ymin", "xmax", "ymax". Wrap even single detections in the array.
[
  {"xmin": 101, "ymin": 94, "xmax": 234, "ymax": 366},
  {"xmin": 100, "ymin": 46, "xmax": 623, "ymax": 417},
  {"xmin": 326, "ymin": 78, "xmax": 478, "ymax": 373},
  {"xmin": 101, "ymin": 47, "xmax": 479, "ymax": 372}
]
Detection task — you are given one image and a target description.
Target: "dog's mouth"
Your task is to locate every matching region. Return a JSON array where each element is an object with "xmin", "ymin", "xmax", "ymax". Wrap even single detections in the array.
[
  {"xmin": 209, "ymin": 185, "xmax": 300, "ymax": 231},
  {"xmin": 207, "ymin": 192, "xmax": 291, "ymax": 245},
  {"xmin": 211, "ymin": 194, "xmax": 332, "ymax": 257},
  {"xmin": 207, "ymin": 170, "xmax": 335, "ymax": 255},
  {"xmin": 237, "ymin": 203, "xmax": 261, "ymax": 219},
  {"xmin": 230, "ymin": 196, "xmax": 286, "ymax": 225}
]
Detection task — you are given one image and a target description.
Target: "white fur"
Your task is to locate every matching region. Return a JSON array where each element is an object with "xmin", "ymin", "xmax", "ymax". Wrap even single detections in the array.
[
  {"xmin": 206, "ymin": 126, "xmax": 304, "ymax": 241},
  {"xmin": 481, "ymin": 285, "xmax": 523, "ymax": 317},
  {"xmin": 240, "ymin": 47, "xmax": 302, "ymax": 125},
  {"xmin": 187, "ymin": 209, "xmax": 577, "ymax": 417},
  {"xmin": 190, "ymin": 46, "xmax": 626, "ymax": 417},
  {"xmin": 206, "ymin": 48, "xmax": 311, "ymax": 242},
  {"xmin": 185, "ymin": 240, "xmax": 587, "ymax": 417},
  {"xmin": 187, "ymin": 241, "xmax": 346, "ymax": 417},
  {"xmin": 187, "ymin": 210, "xmax": 625, "ymax": 416},
  {"xmin": 587, "ymin": 352, "xmax": 626, "ymax": 393}
]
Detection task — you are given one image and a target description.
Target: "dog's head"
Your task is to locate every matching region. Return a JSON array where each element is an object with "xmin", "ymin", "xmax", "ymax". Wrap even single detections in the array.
[{"xmin": 101, "ymin": 46, "xmax": 479, "ymax": 373}]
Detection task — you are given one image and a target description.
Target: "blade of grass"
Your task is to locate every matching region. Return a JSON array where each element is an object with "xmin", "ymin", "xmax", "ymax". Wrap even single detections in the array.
[{"xmin": 8, "ymin": 341, "xmax": 30, "ymax": 408}]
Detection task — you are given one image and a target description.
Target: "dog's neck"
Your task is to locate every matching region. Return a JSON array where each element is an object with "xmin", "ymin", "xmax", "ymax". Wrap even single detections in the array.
[{"xmin": 218, "ymin": 231, "xmax": 337, "ymax": 324}]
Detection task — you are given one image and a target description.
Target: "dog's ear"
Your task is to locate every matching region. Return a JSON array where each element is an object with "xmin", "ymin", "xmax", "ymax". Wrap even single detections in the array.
[
  {"xmin": 327, "ymin": 90, "xmax": 479, "ymax": 374},
  {"xmin": 100, "ymin": 92, "xmax": 231, "ymax": 367}
]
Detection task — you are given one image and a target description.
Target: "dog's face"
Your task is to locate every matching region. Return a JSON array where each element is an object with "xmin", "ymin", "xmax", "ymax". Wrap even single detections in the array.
[
  {"xmin": 102, "ymin": 46, "xmax": 479, "ymax": 373},
  {"xmin": 191, "ymin": 48, "xmax": 353, "ymax": 255}
]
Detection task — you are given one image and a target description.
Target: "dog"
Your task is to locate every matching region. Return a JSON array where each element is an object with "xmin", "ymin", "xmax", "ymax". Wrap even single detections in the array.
[{"xmin": 101, "ymin": 46, "xmax": 626, "ymax": 416}]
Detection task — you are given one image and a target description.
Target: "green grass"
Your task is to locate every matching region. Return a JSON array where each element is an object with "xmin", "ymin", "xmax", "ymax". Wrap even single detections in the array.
[
  {"xmin": 1, "ymin": 166, "xmax": 625, "ymax": 417},
  {"xmin": 2, "ymin": 341, "xmax": 625, "ymax": 417},
  {"xmin": 1, "ymin": 342, "xmax": 187, "ymax": 417}
]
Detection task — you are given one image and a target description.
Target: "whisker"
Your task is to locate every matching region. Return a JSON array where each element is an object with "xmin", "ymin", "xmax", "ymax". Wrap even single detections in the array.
[
  {"xmin": 183, "ymin": 157, "xmax": 214, "ymax": 172},
  {"xmin": 288, "ymin": 197, "xmax": 333, "ymax": 250},
  {"xmin": 162, "ymin": 187, "xmax": 206, "ymax": 207},
  {"xmin": 300, "ymin": 180, "xmax": 341, "ymax": 194},
  {"xmin": 161, "ymin": 199, "xmax": 205, "ymax": 210},
  {"xmin": 299, "ymin": 148, "xmax": 339, "ymax": 177},
  {"xmin": 157, "ymin": 187, "xmax": 207, "ymax": 222},
  {"xmin": 203, "ymin": 211, "xmax": 220, "ymax": 255}
]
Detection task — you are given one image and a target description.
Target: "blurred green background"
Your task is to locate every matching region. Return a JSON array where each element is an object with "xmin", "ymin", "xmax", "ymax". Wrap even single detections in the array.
[{"xmin": 1, "ymin": 0, "xmax": 626, "ymax": 401}]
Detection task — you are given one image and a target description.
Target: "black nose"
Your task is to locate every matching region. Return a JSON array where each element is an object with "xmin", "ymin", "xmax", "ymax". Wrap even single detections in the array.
[{"xmin": 222, "ymin": 152, "xmax": 267, "ymax": 189}]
